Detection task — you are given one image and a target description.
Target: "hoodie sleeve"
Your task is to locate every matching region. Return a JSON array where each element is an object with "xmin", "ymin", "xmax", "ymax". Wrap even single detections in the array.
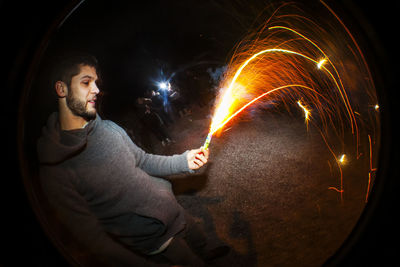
[
  {"xmin": 39, "ymin": 166, "xmax": 168, "ymax": 267},
  {"xmin": 129, "ymin": 140, "xmax": 192, "ymax": 177},
  {"xmin": 110, "ymin": 120, "xmax": 192, "ymax": 176}
]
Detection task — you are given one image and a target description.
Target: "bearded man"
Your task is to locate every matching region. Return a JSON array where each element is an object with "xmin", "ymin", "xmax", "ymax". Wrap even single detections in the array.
[{"xmin": 37, "ymin": 53, "xmax": 229, "ymax": 266}]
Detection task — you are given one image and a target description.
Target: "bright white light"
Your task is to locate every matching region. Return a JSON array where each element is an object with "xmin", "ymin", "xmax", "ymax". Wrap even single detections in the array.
[
  {"xmin": 338, "ymin": 154, "xmax": 346, "ymax": 165},
  {"xmin": 159, "ymin": 82, "xmax": 167, "ymax": 90},
  {"xmin": 317, "ymin": 58, "xmax": 326, "ymax": 69}
]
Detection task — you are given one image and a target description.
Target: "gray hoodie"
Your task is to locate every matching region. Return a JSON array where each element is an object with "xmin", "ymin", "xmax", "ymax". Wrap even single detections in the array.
[{"xmin": 37, "ymin": 112, "xmax": 191, "ymax": 266}]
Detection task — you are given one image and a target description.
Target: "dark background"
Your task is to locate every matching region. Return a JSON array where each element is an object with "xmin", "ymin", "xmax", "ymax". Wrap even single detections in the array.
[{"xmin": 2, "ymin": 0, "xmax": 399, "ymax": 266}]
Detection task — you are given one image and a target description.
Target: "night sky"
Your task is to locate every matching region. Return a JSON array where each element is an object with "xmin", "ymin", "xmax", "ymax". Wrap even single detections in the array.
[
  {"xmin": 25, "ymin": 0, "xmax": 272, "ymax": 151},
  {"xmin": 36, "ymin": 0, "xmax": 254, "ymax": 115},
  {"xmin": 28, "ymin": 0, "xmax": 389, "ymax": 127},
  {"xmin": 25, "ymin": 0, "xmax": 396, "ymax": 144}
]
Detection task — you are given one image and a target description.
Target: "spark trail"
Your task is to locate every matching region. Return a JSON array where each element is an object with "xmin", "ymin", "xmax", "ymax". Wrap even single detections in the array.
[{"xmin": 202, "ymin": 1, "xmax": 379, "ymax": 201}]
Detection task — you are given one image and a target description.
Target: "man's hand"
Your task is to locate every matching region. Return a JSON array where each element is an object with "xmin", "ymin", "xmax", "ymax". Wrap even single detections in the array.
[{"xmin": 186, "ymin": 147, "xmax": 209, "ymax": 170}]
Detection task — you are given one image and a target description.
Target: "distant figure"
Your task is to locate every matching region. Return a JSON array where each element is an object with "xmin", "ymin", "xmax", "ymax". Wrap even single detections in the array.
[
  {"xmin": 136, "ymin": 97, "xmax": 172, "ymax": 146},
  {"xmin": 151, "ymin": 90, "xmax": 174, "ymax": 127}
]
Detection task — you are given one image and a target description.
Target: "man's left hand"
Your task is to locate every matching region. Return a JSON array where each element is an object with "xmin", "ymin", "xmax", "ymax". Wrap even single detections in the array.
[{"xmin": 187, "ymin": 147, "xmax": 209, "ymax": 170}]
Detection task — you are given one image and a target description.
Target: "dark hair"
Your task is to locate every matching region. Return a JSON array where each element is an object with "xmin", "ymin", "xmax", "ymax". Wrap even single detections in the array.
[{"xmin": 51, "ymin": 52, "xmax": 99, "ymax": 87}]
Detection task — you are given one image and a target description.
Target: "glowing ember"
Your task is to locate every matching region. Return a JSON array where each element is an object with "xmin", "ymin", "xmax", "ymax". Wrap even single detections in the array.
[
  {"xmin": 297, "ymin": 100, "xmax": 310, "ymax": 122},
  {"xmin": 338, "ymin": 154, "xmax": 346, "ymax": 164},
  {"xmin": 317, "ymin": 58, "xmax": 327, "ymax": 69}
]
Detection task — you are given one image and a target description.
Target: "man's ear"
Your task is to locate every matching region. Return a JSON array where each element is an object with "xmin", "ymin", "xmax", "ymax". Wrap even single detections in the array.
[{"xmin": 55, "ymin": 81, "xmax": 68, "ymax": 97}]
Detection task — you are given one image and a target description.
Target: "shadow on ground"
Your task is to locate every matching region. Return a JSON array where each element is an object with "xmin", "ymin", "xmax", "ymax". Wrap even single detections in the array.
[{"xmin": 148, "ymin": 104, "xmax": 371, "ymax": 267}]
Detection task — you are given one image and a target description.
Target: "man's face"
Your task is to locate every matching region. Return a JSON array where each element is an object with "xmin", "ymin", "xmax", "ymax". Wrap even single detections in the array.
[{"xmin": 66, "ymin": 65, "xmax": 99, "ymax": 121}]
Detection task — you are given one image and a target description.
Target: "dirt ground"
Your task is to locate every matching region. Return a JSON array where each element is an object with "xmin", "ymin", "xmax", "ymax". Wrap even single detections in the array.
[{"xmin": 145, "ymin": 104, "xmax": 372, "ymax": 267}]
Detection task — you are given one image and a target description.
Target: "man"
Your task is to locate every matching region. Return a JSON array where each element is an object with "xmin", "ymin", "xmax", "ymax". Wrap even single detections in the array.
[{"xmin": 37, "ymin": 53, "xmax": 228, "ymax": 266}]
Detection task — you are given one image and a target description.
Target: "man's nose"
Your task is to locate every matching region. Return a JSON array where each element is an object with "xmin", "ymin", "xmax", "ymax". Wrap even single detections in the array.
[{"xmin": 91, "ymin": 83, "xmax": 100, "ymax": 94}]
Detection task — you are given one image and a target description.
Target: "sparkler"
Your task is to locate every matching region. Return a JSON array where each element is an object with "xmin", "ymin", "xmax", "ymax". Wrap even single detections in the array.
[
  {"xmin": 201, "ymin": 1, "xmax": 379, "ymax": 200},
  {"xmin": 203, "ymin": 46, "xmax": 354, "ymax": 149},
  {"xmin": 203, "ymin": 133, "xmax": 212, "ymax": 150}
]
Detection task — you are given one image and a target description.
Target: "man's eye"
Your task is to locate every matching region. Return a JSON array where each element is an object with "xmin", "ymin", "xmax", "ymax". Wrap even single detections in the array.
[{"xmin": 82, "ymin": 81, "xmax": 89, "ymax": 85}]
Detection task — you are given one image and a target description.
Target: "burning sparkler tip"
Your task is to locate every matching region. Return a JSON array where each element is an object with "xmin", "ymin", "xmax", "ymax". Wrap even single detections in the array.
[{"xmin": 202, "ymin": 133, "xmax": 212, "ymax": 150}]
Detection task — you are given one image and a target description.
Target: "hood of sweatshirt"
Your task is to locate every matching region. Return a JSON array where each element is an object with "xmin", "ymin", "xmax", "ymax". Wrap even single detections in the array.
[{"xmin": 37, "ymin": 112, "xmax": 98, "ymax": 165}]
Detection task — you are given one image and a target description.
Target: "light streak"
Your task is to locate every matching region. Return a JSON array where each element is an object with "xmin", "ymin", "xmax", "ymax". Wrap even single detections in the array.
[
  {"xmin": 328, "ymin": 187, "xmax": 344, "ymax": 193},
  {"xmin": 207, "ymin": 48, "xmax": 309, "ymax": 136},
  {"xmin": 206, "ymin": 47, "xmax": 345, "ymax": 139},
  {"xmin": 208, "ymin": 84, "xmax": 318, "ymax": 137},
  {"xmin": 297, "ymin": 100, "xmax": 310, "ymax": 122},
  {"xmin": 267, "ymin": 25, "xmax": 360, "ymax": 159},
  {"xmin": 268, "ymin": 25, "xmax": 358, "ymax": 136},
  {"xmin": 318, "ymin": 127, "xmax": 344, "ymax": 201},
  {"xmin": 201, "ymin": 2, "xmax": 378, "ymax": 202},
  {"xmin": 365, "ymin": 135, "xmax": 377, "ymax": 203}
]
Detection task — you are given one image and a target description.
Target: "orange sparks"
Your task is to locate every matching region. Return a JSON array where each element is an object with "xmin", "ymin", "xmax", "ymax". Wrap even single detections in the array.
[
  {"xmin": 210, "ymin": 84, "xmax": 317, "ymax": 136},
  {"xmin": 268, "ymin": 25, "xmax": 358, "ymax": 136},
  {"xmin": 297, "ymin": 100, "xmax": 310, "ymax": 122},
  {"xmin": 203, "ymin": 2, "xmax": 378, "ymax": 203},
  {"xmin": 208, "ymin": 47, "xmax": 320, "ymax": 135},
  {"xmin": 328, "ymin": 187, "xmax": 344, "ymax": 193},
  {"xmin": 365, "ymin": 135, "xmax": 377, "ymax": 203},
  {"xmin": 208, "ymin": 46, "xmax": 348, "ymax": 136}
]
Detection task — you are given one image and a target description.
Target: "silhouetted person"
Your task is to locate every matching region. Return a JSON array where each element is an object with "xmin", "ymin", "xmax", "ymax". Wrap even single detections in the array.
[
  {"xmin": 150, "ymin": 90, "xmax": 174, "ymax": 127},
  {"xmin": 136, "ymin": 97, "xmax": 172, "ymax": 146}
]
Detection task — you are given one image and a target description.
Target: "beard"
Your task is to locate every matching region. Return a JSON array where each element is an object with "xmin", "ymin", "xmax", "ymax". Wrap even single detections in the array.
[{"xmin": 66, "ymin": 91, "xmax": 97, "ymax": 121}]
